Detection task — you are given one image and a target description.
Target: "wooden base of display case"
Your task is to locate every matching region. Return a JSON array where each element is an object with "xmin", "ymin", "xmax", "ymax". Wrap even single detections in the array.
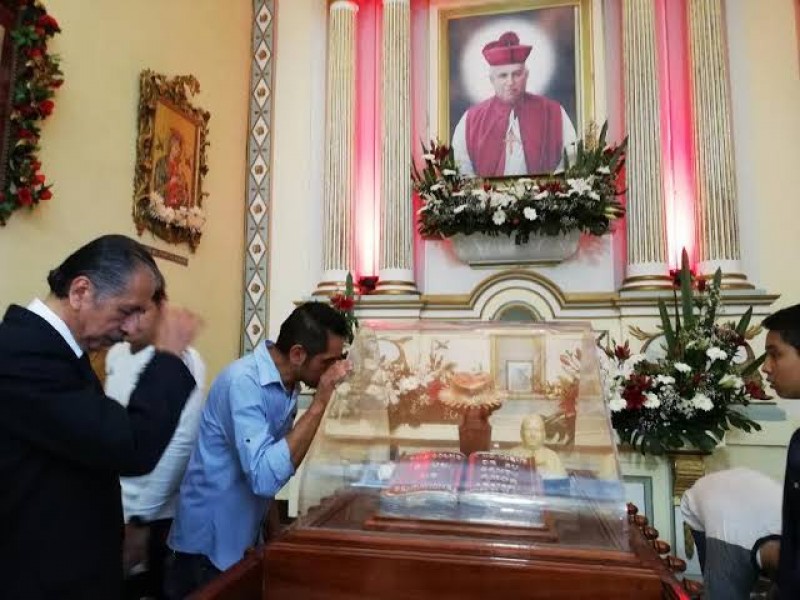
[
  {"xmin": 259, "ymin": 492, "xmax": 686, "ymax": 599},
  {"xmin": 363, "ymin": 511, "xmax": 558, "ymax": 543}
]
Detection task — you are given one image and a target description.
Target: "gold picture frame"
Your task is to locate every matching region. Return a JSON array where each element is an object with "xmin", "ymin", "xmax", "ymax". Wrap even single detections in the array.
[
  {"xmin": 491, "ymin": 333, "xmax": 546, "ymax": 397},
  {"xmin": 133, "ymin": 70, "xmax": 210, "ymax": 252},
  {"xmin": 437, "ymin": 0, "xmax": 594, "ymax": 178}
]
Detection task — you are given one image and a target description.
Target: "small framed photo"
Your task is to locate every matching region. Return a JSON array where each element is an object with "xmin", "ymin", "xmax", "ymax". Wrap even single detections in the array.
[{"xmin": 506, "ymin": 360, "xmax": 534, "ymax": 393}]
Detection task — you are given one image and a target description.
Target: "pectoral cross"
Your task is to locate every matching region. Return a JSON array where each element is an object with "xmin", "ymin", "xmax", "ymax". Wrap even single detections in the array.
[{"xmin": 505, "ymin": 127, "xmax": 521, "ymax": 157}]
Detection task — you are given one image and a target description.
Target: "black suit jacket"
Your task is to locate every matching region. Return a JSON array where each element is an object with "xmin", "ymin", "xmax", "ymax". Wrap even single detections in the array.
[
  {"xmin": 0, "ymin": 304, "xmax": 196, "ymax": 599},
  {"xmin": 777, "ymin": 428, "xmax": 800, "ymax": 598}
]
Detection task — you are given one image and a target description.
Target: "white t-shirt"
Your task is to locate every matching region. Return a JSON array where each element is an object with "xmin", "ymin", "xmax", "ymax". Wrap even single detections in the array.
[
  {"xmin": 680, "ymin": 467, "xmax": 782, "ymax": 549},
  {"xmin": 452, "ymin": 105, "xmax": 578, "ymax": 177},
  {"xmin": 105, "ymin": 342, "xmax": 206, "ymax": 522}
]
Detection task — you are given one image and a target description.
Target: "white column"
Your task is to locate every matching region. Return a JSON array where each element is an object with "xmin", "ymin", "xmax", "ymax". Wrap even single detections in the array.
[
  {"xmin": 375, "ymin": 0, "xmax": 418, "ymax": 295},
  {"xmin": 315, "ymin": 1, "xmax": 358, "ymax": 295},
  {"xmin": 688, "ymin": 0, "xmax": 749, "ymax": 288},
  {"xmin": 620, "ymin": 0, "xmax": 670, "ymax": 291}
]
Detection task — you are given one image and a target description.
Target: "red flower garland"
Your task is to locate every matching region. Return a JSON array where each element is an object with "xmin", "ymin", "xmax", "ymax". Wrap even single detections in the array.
[{"xmin": 0, "ymin": 0, "xmax": 62, "ymax": 225}]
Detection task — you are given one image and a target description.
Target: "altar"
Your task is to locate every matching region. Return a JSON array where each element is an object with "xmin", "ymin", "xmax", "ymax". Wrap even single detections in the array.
[
  {"xmin": 255, "ymin": 320, "xmax": 692, "ymax": 598},
  {"xmin": 228, "ymin": 0, "xmax": 790, "ymax": 596}
]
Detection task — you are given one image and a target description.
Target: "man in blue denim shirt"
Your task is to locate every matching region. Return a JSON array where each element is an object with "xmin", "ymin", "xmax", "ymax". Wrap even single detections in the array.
[{"xmin": 165, "ymin": 302, "xmax": 351, "ymax": 598}]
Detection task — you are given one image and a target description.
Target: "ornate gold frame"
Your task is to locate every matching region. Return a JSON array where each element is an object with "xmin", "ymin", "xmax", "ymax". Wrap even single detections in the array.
[
  {"xmin": 132, "ymin": 70, "xmax": 210, "ymax": 252},
  {"xmin": 437, "ymin": 0, "xmax": 595, "ymax": 143}
]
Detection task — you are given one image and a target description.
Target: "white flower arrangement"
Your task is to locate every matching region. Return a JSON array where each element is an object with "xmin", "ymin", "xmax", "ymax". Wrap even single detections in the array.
[
  {"xmin": 147, "ymin": 192, "xmax": 206, "ymax": 234},
  {"xmin": 600, "ymin": 251, "xmax": 768, "ymax": 455},
  {"xmin": 412, "ymin": 122, "xmax": 627, "ymax": 245}
]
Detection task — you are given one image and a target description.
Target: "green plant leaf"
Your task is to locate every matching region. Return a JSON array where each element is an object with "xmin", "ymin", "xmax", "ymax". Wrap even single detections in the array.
[
  {"xmin": 658, "ymin": 299, "xmax": 677, "ymax": 357},
  {"xmin": 741, "ymin": 353, "xmax": 766, "ymax": 377},
  {"xmin": 736, "ymin": 307, "xmax": 753, "ymax": 337},
  {"xmin": 680, "ymin": 249, "xmax": 695, "ymax": 329}
]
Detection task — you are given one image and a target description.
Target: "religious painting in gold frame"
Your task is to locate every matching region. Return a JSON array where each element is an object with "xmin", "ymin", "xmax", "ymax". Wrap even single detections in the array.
[
  {"xmin": 133, "ymin": 70, "xmax": 210, "ymax": 252},
  {"xmin": 437, "ymin": 0, "xmax": 594, "ymax": 178}
]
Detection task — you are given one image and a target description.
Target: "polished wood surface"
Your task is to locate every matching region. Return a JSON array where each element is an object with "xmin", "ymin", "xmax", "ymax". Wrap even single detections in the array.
[
  {"xmin": 261, "ymin": 492, "xmax": 686, "ymax": 599},
  {"xmin": 189, "ymin": 550, "xmax": 263, "ymax": 600}
]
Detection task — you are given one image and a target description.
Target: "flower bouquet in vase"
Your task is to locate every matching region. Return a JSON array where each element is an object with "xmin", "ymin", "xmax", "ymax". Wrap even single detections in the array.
[{"xmin": 602, "ymin": 250, "xmax": 768, "ymax": 455}]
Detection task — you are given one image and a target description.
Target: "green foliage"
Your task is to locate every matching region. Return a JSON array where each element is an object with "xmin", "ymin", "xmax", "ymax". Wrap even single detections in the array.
[
  {"xmin": 412, "ymin": 122, "xmax": 627, "ymax": 245},
  {"xmin": 604, "ymin": 253, "xmax": 768, "ymax": 455}
]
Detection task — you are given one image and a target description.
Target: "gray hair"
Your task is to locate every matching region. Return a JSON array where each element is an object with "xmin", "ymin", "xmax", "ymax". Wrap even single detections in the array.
[{"xmin": 47, "ymin": 234, "xmax": 163, "ymax": 300}]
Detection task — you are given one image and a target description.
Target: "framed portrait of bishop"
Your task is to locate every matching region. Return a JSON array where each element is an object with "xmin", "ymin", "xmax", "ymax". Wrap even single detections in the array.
[{"xmin": 438, "ymin": 0, "xmax": 594, "ymax": 179}]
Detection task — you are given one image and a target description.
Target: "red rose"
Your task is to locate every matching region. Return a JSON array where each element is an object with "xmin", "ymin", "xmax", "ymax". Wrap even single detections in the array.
[
  {"xmin": 37, "ymin": 14, "xmax": 60, "ymax": 32},
  {"xmin": 17, "ymin": 128, "xmax": 35, "ymax": 140},
  {"xmin": 33, "ymin": 173, "xmax": 45, "ymax": 184},
  {"xmin": 17, "ymin": 188, "xmax": 33, "ymax": 206},
  {"xmin": 614, "ymin": 342, "xmax": 631, "ymax": 360},
  {"xmin": 696, "ymin": 278, "xmax": 707, "ymax": 293},
  {"xmin": 34, "ymin": 27, "xmax": 45, "ymax": 37},
  {"xmin": 51, "ymin": 79, "xmax": 64, "ymax": 89},
  {"xmin": 27, "ymin": 48, "xmax": 43, "ymax": 59},
  {"xmin": 330, "ymin": 294, "xmax": 355, "ymax": 312},
  {"xmin": 745, "ymin": 380, "xmax": 769, "ymax": 400},
  {"xmin": 39, "ymin": 188, "xmax": 52, "ymax": 200},
  {"xmin": 31, "ymin": 160, "xmax": 41, "ymax": 171},
  {"xmin": 38, "ymin": 100, "xmax": 54, "ymax": 116},
  {"xmin": 622, "ymin": 373, "xmax": 651, "ymax": 410},
  {"xmin": 426, "ymin": 379, "xmax": 444, "ymax": 403}
]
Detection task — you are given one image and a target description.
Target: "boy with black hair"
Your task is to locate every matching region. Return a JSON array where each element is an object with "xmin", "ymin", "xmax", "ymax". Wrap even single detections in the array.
[{"xmin": 753, "ymin": 303, "xmax": 800, "ymax": 598}]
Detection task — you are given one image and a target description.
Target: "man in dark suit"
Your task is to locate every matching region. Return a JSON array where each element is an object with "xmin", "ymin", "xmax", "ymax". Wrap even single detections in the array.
[
  {"xmin": 752, "ymin": 303, "xmax": 800, "ymax": 598},
  {"xmin": 0, "ymin": 234, "xmax": 200, "ymax": 599}
]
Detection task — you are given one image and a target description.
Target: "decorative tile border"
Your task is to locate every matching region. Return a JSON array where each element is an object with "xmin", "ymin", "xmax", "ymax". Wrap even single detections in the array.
[{"xmin": 241, "ymin": 1, "xmax": 276, "ymax": 355}]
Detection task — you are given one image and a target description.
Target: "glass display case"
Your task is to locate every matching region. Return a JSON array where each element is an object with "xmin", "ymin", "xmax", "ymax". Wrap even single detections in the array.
[{"xmin": 264, "ymin": 321, "xmax": 685, "ymax": 600}]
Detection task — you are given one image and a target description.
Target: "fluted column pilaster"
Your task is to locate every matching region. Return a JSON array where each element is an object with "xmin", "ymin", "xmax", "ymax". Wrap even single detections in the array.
[
  {"xmin": 375, "ymin": 0, "xmax": 418, "ymax": 295},
  {"xmin": 315, "ymin": 0, "xmax": 358, "ymax": 295},
  {"xmin": 620, "ymin": 0, "xmax": 670, "ymax": 290},
  {"xmin": 688, "ymin": 0, "xmax": 749, "ymax": 288}
]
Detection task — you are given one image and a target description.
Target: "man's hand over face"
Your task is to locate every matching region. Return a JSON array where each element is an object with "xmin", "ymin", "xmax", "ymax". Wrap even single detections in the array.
[{"xmin": 154, "ymin": 305, "xmax": 202, "ymax": 356}]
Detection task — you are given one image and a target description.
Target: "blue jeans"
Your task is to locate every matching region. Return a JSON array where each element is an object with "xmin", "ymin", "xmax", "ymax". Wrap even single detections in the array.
[{"xmin": 163, "ymin": 551, "xmax": 221, "ymax": 599}]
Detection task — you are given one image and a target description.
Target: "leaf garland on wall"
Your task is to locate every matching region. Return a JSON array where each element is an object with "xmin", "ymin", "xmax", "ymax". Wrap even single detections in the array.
[{"xmin": 0, "ymin": 0, "xmax": 63, "ymax": 226}]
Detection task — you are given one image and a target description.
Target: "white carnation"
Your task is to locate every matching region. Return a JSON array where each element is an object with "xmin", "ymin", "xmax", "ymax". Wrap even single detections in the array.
[
  {"xmin": 643, "ymin": 392, "xmax": 661, "ymax": 409},
  {"xmin": 492, "ymin": 209, "xmax": 507, "ymax": 225},
  {"xmin": 718, "ymin": 374, "xmax": 744, "ymax": 389},
  {"xmin": 398, "ymin": 376, "xmax": 419, "ymax": 392},
  {"xmin": 691, "ymin": 393, "xmax": 714, "ymax": 411},
  {"xmin": 523, "ymin": 207, "xmax": 538, "ymax": 221},
  {"xmin": 674, "ymin": 362, "xmax": 692, "ymax": 374},
  {"xmin": 567, "ymin": 178, "xmax": 592, "ymax": 195},
  {"xmin": 608, "ymin": 393, "xmax": 627, "ymax": 412},
  {"xmin": 706, "ymin": 347, "xmax": 728, "ymax": 362},
  {"xmin": 655, "ymin": 375, "xmax": 675, "ymax": 386}
]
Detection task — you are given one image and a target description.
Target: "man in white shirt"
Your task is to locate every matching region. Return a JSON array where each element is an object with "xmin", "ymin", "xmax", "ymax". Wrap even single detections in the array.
[
  {"xmin": 106, "ymin": 287, "xmax": 206, "ymax": 600},
  {"xmin": 451, "ymin": 31, "xmax": 577, "ymax": 178},
  {"xmin": 681, "ymin": 467, "xmax": 782, "ymax": 599}
]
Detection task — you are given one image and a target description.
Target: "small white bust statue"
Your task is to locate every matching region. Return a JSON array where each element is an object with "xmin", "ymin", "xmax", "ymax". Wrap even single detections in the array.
[{"xmin": 505, "ymin": 413, "xmax": 567, "ymax": 478}]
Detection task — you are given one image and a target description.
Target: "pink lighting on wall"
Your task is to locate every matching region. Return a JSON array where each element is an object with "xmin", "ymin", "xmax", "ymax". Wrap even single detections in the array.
[
  {"xmin": 354, "ymin": 0, "xmax": 382, "ymax": 279},
  {"xmin": 655, "ymin": 0, "xmax": 696, "ymax": 268}
]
